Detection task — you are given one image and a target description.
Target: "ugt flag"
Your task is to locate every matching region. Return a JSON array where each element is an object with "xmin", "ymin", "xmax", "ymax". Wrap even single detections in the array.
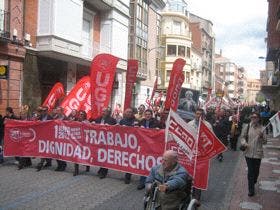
[{"xmin": 269, "ymin": 111, "xmax": 280, "ymax": 138}]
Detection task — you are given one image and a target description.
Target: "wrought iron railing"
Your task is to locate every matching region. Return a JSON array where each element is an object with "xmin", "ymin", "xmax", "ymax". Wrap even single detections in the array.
[{"xmin": 0, "ymin": 9, "xmax": 10, "ymax": 39}]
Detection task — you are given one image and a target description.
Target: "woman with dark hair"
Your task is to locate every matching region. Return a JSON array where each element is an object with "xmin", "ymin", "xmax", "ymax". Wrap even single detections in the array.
[{"xmin": 240, "ymin": 112, "xmax": 267, "ymax": 197}]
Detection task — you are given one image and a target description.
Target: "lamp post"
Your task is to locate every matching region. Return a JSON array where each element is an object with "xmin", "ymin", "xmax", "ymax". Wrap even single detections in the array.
[{"xmin": 147, "ymin": 45, "xmax": 165, "ymax": 82}]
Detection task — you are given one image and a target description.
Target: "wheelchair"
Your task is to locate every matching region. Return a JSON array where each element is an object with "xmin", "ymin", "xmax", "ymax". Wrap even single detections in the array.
[{"xmin": 143, "ymin": 176, "xmax": 200, "ymax": 210}]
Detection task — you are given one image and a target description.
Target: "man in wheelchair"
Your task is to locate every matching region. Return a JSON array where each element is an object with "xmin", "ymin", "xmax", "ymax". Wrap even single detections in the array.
[{"xmin": 144, "ymin": 150, "xmax": 194, "ymax": 210}]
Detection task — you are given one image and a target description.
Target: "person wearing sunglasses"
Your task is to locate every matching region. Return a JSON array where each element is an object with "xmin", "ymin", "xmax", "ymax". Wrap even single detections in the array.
[{"xmin": 240, "ymin": 112, "xmax": 267, "ymax": 197}]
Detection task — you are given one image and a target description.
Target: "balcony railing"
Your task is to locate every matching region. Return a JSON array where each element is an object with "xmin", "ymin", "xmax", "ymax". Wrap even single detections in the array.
[{"xmin": 0, "ymin": 9, "xmax": 10, "ymax": 40}]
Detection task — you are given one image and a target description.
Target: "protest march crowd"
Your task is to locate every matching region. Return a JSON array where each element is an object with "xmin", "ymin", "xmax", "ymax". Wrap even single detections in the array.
[
  {"xmin": 1, "ymin": 55, "xmax": 279, "ymax": 209},
  {"xmin": 0, "ymin": 101, "xmax": 278, "ymax": 209}
]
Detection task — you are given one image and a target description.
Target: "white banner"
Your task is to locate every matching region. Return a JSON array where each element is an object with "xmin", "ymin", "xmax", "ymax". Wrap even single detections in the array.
[
  {"xmin": 165, "ymin": 110, "xmax": 197, "ymax": 160},
  {"xmin": 269, "ymin": 111, "xmax": 280, "ymax": 138}
]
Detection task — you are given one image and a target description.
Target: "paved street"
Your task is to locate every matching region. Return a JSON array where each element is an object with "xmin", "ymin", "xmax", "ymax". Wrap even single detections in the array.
[
  {"xmin": 0, "ymin": 135, "xmax": 279, "ymax": 210},
  {"xmin": 0, "ymin": 151, "xmax": 238, "ymax": 210}
]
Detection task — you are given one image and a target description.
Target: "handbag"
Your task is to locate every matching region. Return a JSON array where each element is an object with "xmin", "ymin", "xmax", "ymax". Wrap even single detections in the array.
[{"xmin": 239, "ymin": 124, "xmax": 250, "ymax": 151}]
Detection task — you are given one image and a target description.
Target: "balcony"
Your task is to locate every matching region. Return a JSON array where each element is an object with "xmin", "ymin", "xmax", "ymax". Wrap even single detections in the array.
[
  {"xmin": 36, "ymin": 0, "xmax": 84, "ymax": 60},
  {"xmin": 0, "ymin": 9, "xmax": 10, "ymax": 41}
]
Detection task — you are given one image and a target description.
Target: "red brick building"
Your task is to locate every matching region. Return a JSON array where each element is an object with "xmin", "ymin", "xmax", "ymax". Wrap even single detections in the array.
[{"xmin": 0, "ymin": 0, "xmax": 26, "ymax": 115}]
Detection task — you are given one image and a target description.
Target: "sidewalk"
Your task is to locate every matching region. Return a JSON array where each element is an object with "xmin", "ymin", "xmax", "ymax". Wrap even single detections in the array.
[{"xmin": 228, "ymin": 134, "xmax": 280, "ymax": 210}]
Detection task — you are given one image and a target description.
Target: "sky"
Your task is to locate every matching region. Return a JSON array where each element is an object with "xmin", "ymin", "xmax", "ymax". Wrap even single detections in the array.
[{"xmin": 187, "ymin": 0, "xmax": 268, "ymax": 79}]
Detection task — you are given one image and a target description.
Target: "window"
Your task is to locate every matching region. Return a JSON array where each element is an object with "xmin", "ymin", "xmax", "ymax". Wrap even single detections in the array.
[
  {"xmin": 178, "ymin": 46, "xmax": 185, "ymax": 57},
  {"xmin": 187, "ymin": 47, "xmax": 190, "ymax": 58},
  {"xmin": 173, "ymin": 21, "xmax": 181, "ymax": 34},
  {"xmin": 166, "ymin": 70, "xmax": 171, "ymax": 81},
  {"xmin": 186, "ymin": 72, "xmax": 190, "ymax": 83},
  {"xmin": 81, "ymin": 10, "xmax": 93, "ymax": 58},
  {"xmin": 167, "ymin": 45, "xmax": 176, "ymax": 56},
  {"xmin": 0, "ymin": 0, "xmax": 6, "ymax": 34}
]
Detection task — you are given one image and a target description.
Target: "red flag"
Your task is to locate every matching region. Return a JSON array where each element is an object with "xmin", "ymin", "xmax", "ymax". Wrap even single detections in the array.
[
  {"xmin": 197, "ymin": 120, "xmax": 227, "ymax": 161},
  {"xmin": 123, "ymin": 60, "xmax": 138, "ymax": 111},
  {"xmin": 60, "ymin": 76, "xmax": 90, "ymax": 117},
  {"xmin": 90, "ymin": 54, "xmax": 119, "ymax": 119},
  {"xmin": 205, "ymin": 87, "xmax": 212, "ymax": 103},
  {"xmin": 164, "ymin": 58, "xmax": 186, "ymax": 112},
  {"xmin": 150, "ymin": 77, "xmax": 158, "ymax": 103},
  {"xmin": 165, "ymin": 110, "xmax": 227, "ymax": 190},
  {"xmin": 42, "ymin": 82, "xmax": 65, "ymax": 111},
  {"xmin": 154, "ymin": 91, "xmax": 163, "ymax": 106},
  {"xmin": 236, "ymin": 105, "xmax": 240, "ymax": 122}
]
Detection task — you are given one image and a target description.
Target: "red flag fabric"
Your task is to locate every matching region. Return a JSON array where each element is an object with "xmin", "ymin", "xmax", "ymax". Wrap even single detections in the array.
[
  {"xmin": 165, "ymin": 110, "xmax": 227, "ymax": 190},
  {"xmin": 42, "ymin": 82, "xmax": 65, "ymax": 111},
  {"xmin": 150, "ymin": 77, "xmax": 158, "ymax": 103},
  {"xmin": 205, "ymin": 88, "xmax": 212, "ymax": 103},
  {"xmin": 164, "ymin": 58, "xmax": 186, "ymax": 112},
  {"xmin": 4, "ymin": 119, "xmax": 164, "ymax": 176},
  {"xmin": 123, "ymin": 60, "xmax": 138, "ymax": 111},
  {"xmin": 90, "ymin": 54, "xmax": 119, "ymax": 119},
  {"xmin": 197, "ymin": 120, "xmax": 227, "ymax": 161},
  {"xmin": 60, "ymin": 76, "xmax": 90, "ymax": 117},
  {"xmin": 154, "ymin": 91, "xmax": 163, "ymax": 107}
]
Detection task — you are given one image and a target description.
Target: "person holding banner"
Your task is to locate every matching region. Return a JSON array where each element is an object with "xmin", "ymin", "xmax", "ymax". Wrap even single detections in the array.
[
  {"xmin": 240, "ymin": 112, "xmax": 267, "ymax": 197},
  {"xmin": 73, "ymin": 110, "xmax": 90, "ymax": 176},
  {"xmin": 187, "ymin": 108, "xmax": 213, "ymax": 202},
  {"xmin": 94, "ymin": 107, "xmax": 117, "ymax": 179},
  {"xmin": 137, "ymin": 109, "xmax": 161, "ymax": 190},
  {"xmin": 36, "ymin": 106, "xmax": 53, "ymax": 171},
  {"xmin": 52, "ymin": 107, "xmax": 68, "ymax": 172},
  {"xmin": 119, "ymin": 108, "xmax": 138, "ymax": 184},
  {"xmin": 145, "ymin": 150, "xmax": 189, "ymax": 210},
  {"xmin": 135, "ymin": 104, "xmax": 146, "ymax": 121}
]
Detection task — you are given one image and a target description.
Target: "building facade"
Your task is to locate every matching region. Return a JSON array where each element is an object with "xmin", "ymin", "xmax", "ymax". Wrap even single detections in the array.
[
  {"xmin": 214, "ymin": 52, "xmax": 247, "ymax": 102},
  {"xmin": 0, "ymin": 0, "xmax": 26, "ymax": 114},
  {"xmin": 160, "ymin": 0, "xmax": 192, "ymax": 90},
  {"xmin": 247, "ymin": 79, "xmax": 262, "ymax": 105},
  {"xmin": 261, "ymin": 0, "xmax": 280, "ymax": 110},
  {"xmin": 189, "ymin": 13, "xmax": 215, "ymax": 96},
  {"xmin": 128, "ymin": 0, "xmax": 165, "ymax": 107}
]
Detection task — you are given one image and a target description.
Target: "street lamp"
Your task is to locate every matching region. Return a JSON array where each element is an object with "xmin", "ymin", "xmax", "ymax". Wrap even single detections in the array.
[
  {"xmin": 148, "ymin": 45, "xmax": 165, "ymax": 85},
  {"xmin": 148, "ymin": 45, "xmax": 165, "ymax": 53}
]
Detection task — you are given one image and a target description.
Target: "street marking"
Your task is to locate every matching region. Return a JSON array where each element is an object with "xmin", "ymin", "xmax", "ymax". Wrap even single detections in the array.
[
  {"xmin": 259, "ymin": 180, "xmax": 280, "ymax": 192},
  {"xmin": 239, "ymin": 201, "xmax": 262, "ymax": 210},
  {"xmin": 272, "ymin": 169, "xmax": 280, "ymax": 174}
]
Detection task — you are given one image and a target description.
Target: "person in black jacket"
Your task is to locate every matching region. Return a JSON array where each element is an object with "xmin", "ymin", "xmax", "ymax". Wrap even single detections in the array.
[
  {"xmin": 137, "ymin": 109, "xmax": 160, "ymax": 190},
  {"xmin": 119, "ymin": 107, "xmax": 138, "ymax": 184},
  {"xmin": 36, "ymin": 106, "xmax": 53, "ymax": 171},
  {"xmin": 229, "ymin": 115, "xmax": 242, "ymax": 151},
  {"xmin": 3, "ymin": 107, "xmax": 20, "ymax": 164},
  {"xmin": 94, "ymin": 107, "xmax": 117, "ymax": 179},
  {"xmin": 212, "ymin": 109, "xmax": 230, "ymax": 161},
  {"xmin": 73, "ymin": 110, "xmax": 90, "ymax": 176}
]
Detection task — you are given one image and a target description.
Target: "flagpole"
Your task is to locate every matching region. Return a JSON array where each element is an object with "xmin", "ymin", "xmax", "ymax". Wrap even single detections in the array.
[
  {"xmin": 193, "ymin": 116, "xmax": 201, "ymax": 184},
  {"xmin": 262, "ymin": 122, "xmax": 271, "ymax": 133}
]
